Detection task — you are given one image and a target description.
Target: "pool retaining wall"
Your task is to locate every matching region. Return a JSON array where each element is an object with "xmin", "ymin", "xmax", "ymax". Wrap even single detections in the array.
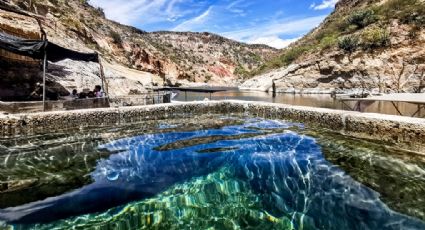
[{"xmin": 1, "ymin": 100, "xmax": 424, "ymax": 153}]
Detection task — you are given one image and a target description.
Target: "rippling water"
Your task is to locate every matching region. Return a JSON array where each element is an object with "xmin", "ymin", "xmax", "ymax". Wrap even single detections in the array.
[{"xmin": 0, "ymin": 115, "xmax": 424, "ymax": 229}]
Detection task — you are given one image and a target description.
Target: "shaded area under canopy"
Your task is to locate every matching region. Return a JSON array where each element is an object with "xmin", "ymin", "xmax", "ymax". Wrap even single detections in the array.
[{"xmin": 0, "ymin": 32, "xmax": 98, "ymax": 63}]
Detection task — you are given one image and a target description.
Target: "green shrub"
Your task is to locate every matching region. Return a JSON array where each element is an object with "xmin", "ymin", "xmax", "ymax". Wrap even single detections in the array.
[
  {"xmin": 319, "ymin": 34, "xmax": 338, "ymax": 50},
  {"xmin": 279, "ymin": 46, "xmax": 312, "ymax": 66},
  {"xmin": 399, "ymin": 10, "xmax": 425, "ymax": 26},
  {"xmin": 248, "ymin": 52, "xmax": 262, "ymax": 62},
  {"xmin": 347, "ymin": 9, "xmax": 377, "ymax": 29},
  {"xmin": 110, "ymin": 31, "xmax": 122, "ymax": 44},
  {"xmin": 204, "ymin": 74, "xmax": 212, "ymax": 82},
  {"xmin": 234, "ymin": 65, "xmax": 249, "ymax": 78},
  {"xmin": 49, "ymin": 0, "xmax": 60, "ymax": 5},
  {"xmin": 408, "ymin": 25, "xmax": 421, "ymax": 39},
  {"xmin": 378, "ymin": 0, "xmax": 425, "ymax": 26},
  {"xmin": 338, "ymin": 35, "xmax": 359, "ymax": 52},
  {"xmin": 62, "ymin": 18, "xmax": 84, "ymax": 31},
  {"xmin": 360, "ymin": 26, "xmax": 390, "ymax": 49},
  {"xmin": 95, "ymin": 7, "xmax": 105, "ymax": 17}
]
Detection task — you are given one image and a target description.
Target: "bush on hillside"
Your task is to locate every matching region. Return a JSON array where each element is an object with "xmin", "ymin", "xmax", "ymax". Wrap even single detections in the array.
[
  {"xmin": 347, "ymin": 9, "xmax": 377, "ymax": 29},
  {"xmin": 48, "ymin": 0, "xmax": 60, "ymax": 5},
  {"xmin": 360, "ymin": 26, "xmax": 390, "ymax": 49},
  {"xmin": 319, "ymin": 35, "xmax": 338, "ymax": 50},
  {"xmin": 378, "ymin": 0, "xmax": 425, "ymax": 26},
  {"xmin": 280, "ymin": 46, "xmax": 313, "ymax": 66},
  {"xmin": 408, "ymin": 25, "xmax": 421, "ymax": 39},
  {"xmin": 110, "ymin": 31, "xmax": 122, "ymax": 44},
  {"xmin": 95, "ymin": 7, "xmax": 105, "ymax": 17},
  {"xmin": 400, "ymin": 10, "xmax": 425, "ymax": 26},
  {"xmin": 234, "ymin": 65, "xmax": 249, "ymax": 77},
  {"xmin": 338, "ymin": 35, "xmax": 359, "ymax": 52}
]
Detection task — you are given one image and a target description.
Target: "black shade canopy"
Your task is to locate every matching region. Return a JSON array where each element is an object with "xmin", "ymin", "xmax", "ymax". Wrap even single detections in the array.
[{"xmin": 0, "ymin": 32, "xmax": 98, "ymax": 63}]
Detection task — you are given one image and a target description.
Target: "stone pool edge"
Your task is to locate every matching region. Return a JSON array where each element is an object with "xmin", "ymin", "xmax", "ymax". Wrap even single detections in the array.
[{"xmin": 1, "ymin": 100, "xmax": 424, "ymax": 153}]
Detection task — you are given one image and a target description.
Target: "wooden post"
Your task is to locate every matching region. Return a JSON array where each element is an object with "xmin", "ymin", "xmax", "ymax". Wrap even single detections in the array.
[
  {"xmin": 42, "ymin": 50, "xmax": 47, "ymax": 111},
  {"xmin": 98, "ymin": 57, "xmax": 108, "ymax": 96}
]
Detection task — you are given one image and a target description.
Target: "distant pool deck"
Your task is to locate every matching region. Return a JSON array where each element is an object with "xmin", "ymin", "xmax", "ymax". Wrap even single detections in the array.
[{"xmin": 1, "ymin": 100, "xmax": 424, "ymax": 153}]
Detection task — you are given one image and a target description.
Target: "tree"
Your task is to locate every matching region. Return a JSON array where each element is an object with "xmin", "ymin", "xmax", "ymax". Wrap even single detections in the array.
[
  {"xmin": 414, "ymin": 70, "xmax": 425, "ymax": 93},
  {"xmin": 390, "ymin": 61, "xmax": 420, "ymax": 93}
]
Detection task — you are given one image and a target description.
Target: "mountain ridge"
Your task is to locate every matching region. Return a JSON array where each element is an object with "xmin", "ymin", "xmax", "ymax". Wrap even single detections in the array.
[
  {"xmin": 242, "ymin": 0, "xmax": 425, "ymax": 94},
  {"xmin": 0, "ymin": 0, "xmax": 278, "ymax": 98}
]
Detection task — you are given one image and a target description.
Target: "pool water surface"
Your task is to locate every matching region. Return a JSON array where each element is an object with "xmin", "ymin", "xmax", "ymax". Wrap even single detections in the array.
[{"xmin": 0, "ymin": 115, "xmax": 424, "ymax": 229}]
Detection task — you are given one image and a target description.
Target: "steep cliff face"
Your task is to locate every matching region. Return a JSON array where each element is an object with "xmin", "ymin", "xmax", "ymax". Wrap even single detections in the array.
[
  {"xmin": 145, "ymin": 32, "xmax": 276, "ymax": 86},
  {"xmin": 242, "ymin": 0, "xmax": 425, "ymax": 94},
  {"xmin": 1, "ymin": 0, "xmax": 277, "ymax": 97}
]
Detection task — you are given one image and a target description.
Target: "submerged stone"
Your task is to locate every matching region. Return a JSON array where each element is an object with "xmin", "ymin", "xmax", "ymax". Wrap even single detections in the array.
[{"xmin": 0, "ymin": 115, "xmax": 424, "ymax": 229}]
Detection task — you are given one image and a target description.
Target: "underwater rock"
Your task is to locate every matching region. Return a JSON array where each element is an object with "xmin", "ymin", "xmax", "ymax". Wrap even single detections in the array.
[{"xmin": 1, "ymin": 118, "xmax": 425, "ymax": 229}]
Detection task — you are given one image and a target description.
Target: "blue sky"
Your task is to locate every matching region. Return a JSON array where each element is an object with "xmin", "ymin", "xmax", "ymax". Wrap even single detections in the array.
[{"xmin": 88, "ymin": 0, "xmax": 339, "ymax": 49}]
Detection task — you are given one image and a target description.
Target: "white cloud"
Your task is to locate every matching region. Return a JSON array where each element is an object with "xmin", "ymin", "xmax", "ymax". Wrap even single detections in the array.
[
  {"xmin": 225, "ymin": 0, "xmax": 247, "ymax": 16},
  {"xmin": 88, "ymin": 1, "xmax": 329, "ymax": 49},
  {"xmin": 226, "ymin": 0, "xmax": 244, "ymax": 10},
  {"xmin": 249, "ymin": 36, "xmax": 299, "ymax": 49},
  {"xmin": 172, "ymin": 6, "xmax": 213, "ymax": 31},
  {"xmin": 89, "ymin": 0, "xmax": 190, "ymax": 26},
  {"xmin": 310, "ymin": 0, "xmax": 339, "ymax": 10},
  {"xmin": 221, "ymin": 15, "xmax": 326, "ymax": 48}
]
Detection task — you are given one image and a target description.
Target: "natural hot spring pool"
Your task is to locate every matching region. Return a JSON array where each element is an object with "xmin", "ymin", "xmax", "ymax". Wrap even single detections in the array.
[{"xmin": 0, "ymin": 114, "xmax": 424, "ymax": 229}]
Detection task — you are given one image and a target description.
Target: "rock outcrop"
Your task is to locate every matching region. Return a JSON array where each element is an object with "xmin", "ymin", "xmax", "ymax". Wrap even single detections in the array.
[
  {"xmin": 0, "ymin": 0, "xmax": 277, "ymax": 100},
  {"xmin": 242, "ymin": 0, "xmax": 425, "ymax": 94}
]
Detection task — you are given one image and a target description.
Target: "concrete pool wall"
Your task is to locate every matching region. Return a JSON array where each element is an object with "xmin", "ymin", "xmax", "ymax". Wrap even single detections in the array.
[{"xmin": 1, "ymin": 100, "xmax": 424, "ymax": 153}]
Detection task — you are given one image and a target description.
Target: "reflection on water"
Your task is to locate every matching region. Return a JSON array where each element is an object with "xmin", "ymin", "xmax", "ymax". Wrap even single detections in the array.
[
  {"xmin": 174, "ymin": 89, "xmax": 424, "ymax": 117},
  {"xmin": 0, "ymin": 115, "xmax": 424, "ymax": 229},
  {"xmin": 0, "ymin": 117, "xmax": 242, "ymax": 210},
  {"xmin": 314, "ymin": 130, "xmax": 425, "ymax": 221}
]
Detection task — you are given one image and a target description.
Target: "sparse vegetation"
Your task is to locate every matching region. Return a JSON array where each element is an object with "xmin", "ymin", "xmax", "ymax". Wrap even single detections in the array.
[
  {"xmin": 377, "ymin": 0, "xmax": 425, "ymax": 26},
  {"xmin": 252, "ymin": 0, "xmax": 425, "ymax": 75},
  {"xmin": 408, "ymin": 25, "xmax": 421, "ymax": 39},
  {"xmin": 338, "ymin": 35, "xmax": 359, "ymax": 52},
  {"xmin": 346, "ymin": 9, "xmax": 377, "ymax": 29},
  {"xmin": 48, "ymin": 0, "xmax": 60, "ymax": 5},
  {"xmin": 94, "ymin": 7, "xmax": 105, "ymax": 17},
  {"xmin": 319, "ymin": 34, "xmax": 338, "ymax": 50},
  {"xmin": 280, "ymin": 46, "xmax": 312, "ymax": 66},
  {"xmin": 360, "ymin": 26, "xmax": 390, "ymax": 49},
  {"xmin": 62, "ymin": 17, "xmax": 84, "ymax": 32},
  {"xmin": 110, "ymin": 31, "xmax": 122, "ymax": 44},
  {"xmin": 204, "ymin": 74, "xmax": 212, "ymax": 82},
  {"xmin": 234, "ymin": 65, "xmax": 249, "ymax": 78}
]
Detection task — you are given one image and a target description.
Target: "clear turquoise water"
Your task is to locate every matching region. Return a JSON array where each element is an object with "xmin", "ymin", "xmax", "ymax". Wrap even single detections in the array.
[{"xmin": 0, "ymin": 115, "xmax": 424, "ymax": 229}]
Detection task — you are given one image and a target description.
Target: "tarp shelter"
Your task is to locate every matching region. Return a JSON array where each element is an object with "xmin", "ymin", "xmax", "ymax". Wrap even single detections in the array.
[
  {"xmin": 0, "ymin": 32, "xmax": 99, "ymax": 62},
  {"xmin": 0, "ymin": 31, "xmax": 107, "ymax": 110},
  {"xmin": 1, "ymin": 2, "xmax": 107, "ymax": 110}
]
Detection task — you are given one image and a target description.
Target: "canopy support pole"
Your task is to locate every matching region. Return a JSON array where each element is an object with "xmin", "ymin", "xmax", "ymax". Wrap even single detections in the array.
[
  {"xmin": 42, "ymin": 50, "xmax": 47, "ymax": 112},
  {"xmin": 98, "ymin": 57, "xmax": 108, "ymax": 96}
]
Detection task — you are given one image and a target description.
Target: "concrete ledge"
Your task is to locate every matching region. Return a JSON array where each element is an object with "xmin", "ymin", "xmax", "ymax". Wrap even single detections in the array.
[
  {"xmin": 0, "ymin": 98, "xmax": 110, "ymax": 114},
  {"xmin": 1, "ymin": 100, "xmax": 424, "ymax": 153}
]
